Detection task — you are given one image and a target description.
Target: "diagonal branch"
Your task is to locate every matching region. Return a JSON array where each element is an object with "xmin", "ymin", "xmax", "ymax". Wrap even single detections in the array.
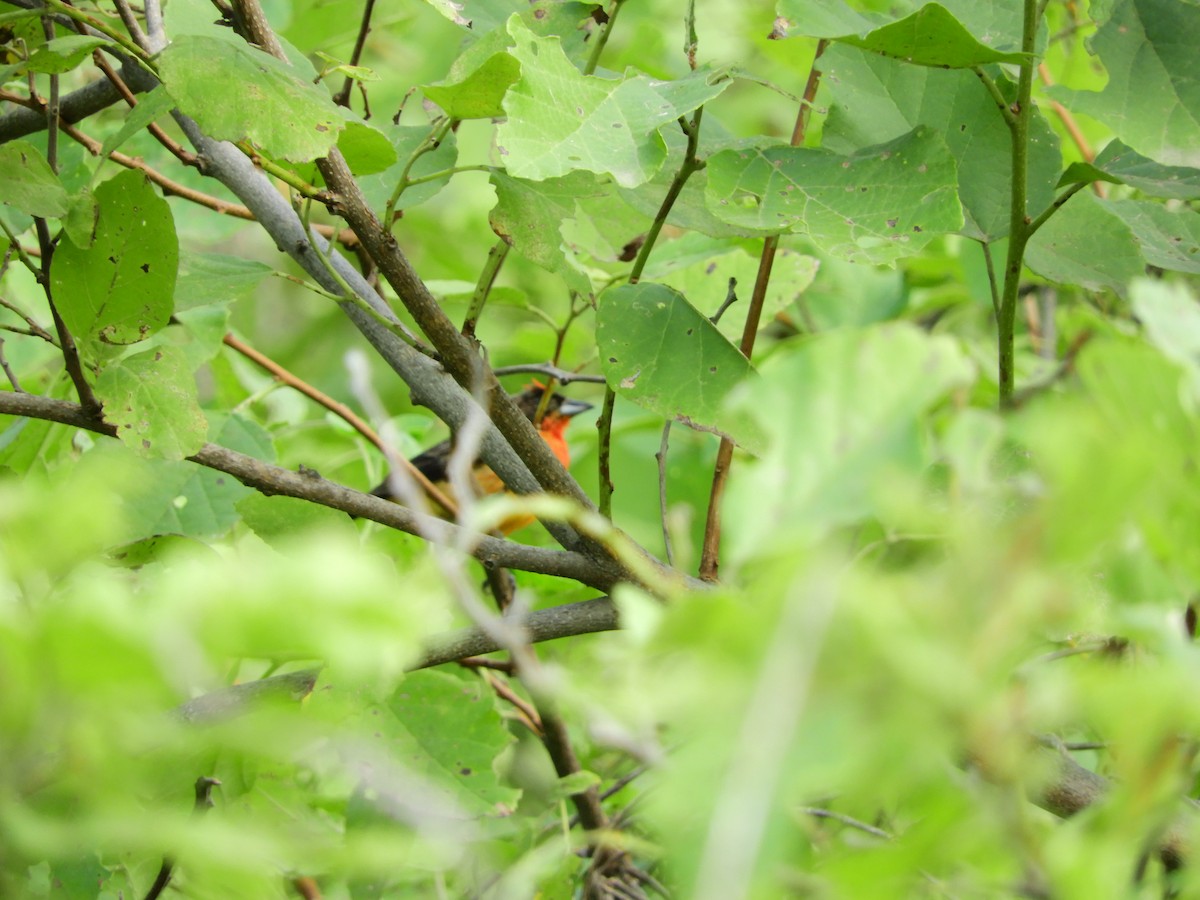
[{"xmin": 0, "ymin": 390, "xmax": 627, "ymax": 590}]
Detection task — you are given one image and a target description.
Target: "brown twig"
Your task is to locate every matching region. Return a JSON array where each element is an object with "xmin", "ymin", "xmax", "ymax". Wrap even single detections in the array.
[
  {"xmin": 331, "ymin": 0, "xmax": 377, "ymax": 109},
  {"xmin": 698, "ymin": 39, "xmax": 827, "ymax": 582},
  {"xmin": 220, "ymin": 331, "xmax": 459, "ymax": 515},
  {"xmin": 143, "ymin": 776, "xmax": 220, "ymax": 900}
]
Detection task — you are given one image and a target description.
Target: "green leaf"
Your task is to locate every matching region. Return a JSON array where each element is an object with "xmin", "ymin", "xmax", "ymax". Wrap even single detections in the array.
[
  {"xmin": 0, "ymin": 140, "xmax": 68, "ymax": 217},
  {"xmin": 724, "ymin": 324, "xmax": 974, "ymax": 560},
  {"xmin": 1059, "ymin": 141, "xmax": 1200, "ymax": 200},
  {"xmin": 158, "ymin": 35, "xmax": 343, "ymax": 162},
  {"xmin": 175, "ymin": 252, "xmax": 272, "ymax": 310},
  {"xmin": 1048, "ymin": 0, "xmax": 1200, "ymax": 166},
  {"xmin": 99, "ymin": 87, "xmax": 176, "ymax": 158},
  {"xmin": 61, "ymin": 188, "xmax": 97, "ymax": 248},
  {"xmin": 776, "ymin": 0, "xmax": 1028, "ymax": 66},
  {"xmin": 95, "ymin": 345, "xmax": 208, "ymax": 460},
  {"xmin": 596, "ymin": 282, "xmax": 762, "ymax": 449},
  {"xmin": 1130, "ymin": 278, "xmax": 1200, "ymax": 398},
  {"xmin": 25, "ymin": 35, "xmax": 109, "ymax": 74},
  {"xmin": 386, "ymin": 669, "xmax": 521, "ymax": 816},
  {"xmin": 821, "ymin": 45, "xmax": 1061, "ymax": 240},
  {"xmin": 424, "ymin": 51, "xmax": 522, "ymax": 120},
  {"xmin": 705, "ymin": 127, "xmax": 963, "ymax": 265},
  {"xmin": 1024, "ymin": 192, "xmax": 1144, "ymax": 293},
  {"xmin": 1103, "ymin": 200, "xmax": 1200, "ymax": 274},
  {"xmin": 644, "ymin": 234, "xmax": 819, "ymax": 342},
  {"xmin": 115, "ymin": 413, "xmax": 275, "ymax": 541},
  {"xmin": 422, "ymin": 0, "xmax": 471, "ymax": 27},
  {"xmin": 50, "ymin": 169, "xmax": 177, "ymax": 346},
  {"xmin": 497, "ymin": 18, "xmax": 729, "ymax": 187},
  {"xmin": 337, "ymin": 117, "xmax": 398, "ymax": 177}
]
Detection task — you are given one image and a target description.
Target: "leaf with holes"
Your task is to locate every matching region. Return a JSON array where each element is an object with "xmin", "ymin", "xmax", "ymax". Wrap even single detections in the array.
[
  {"xmin": 596, "ymin": 283, "xmax": 762, "ymax": 450},
  {"xmin": 705, "ymin": 127, "xmax": 962, "ymax": 265}
]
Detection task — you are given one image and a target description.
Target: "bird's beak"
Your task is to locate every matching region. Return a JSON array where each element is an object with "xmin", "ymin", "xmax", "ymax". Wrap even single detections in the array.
[{"xmin": 558, "ymin": 397, "xmax": 594, "ymax": 417}]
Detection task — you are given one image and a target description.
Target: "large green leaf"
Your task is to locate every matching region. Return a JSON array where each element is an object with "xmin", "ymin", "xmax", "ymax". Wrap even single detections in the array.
[
  {"xmin": 1024, "ymin": 192, "xmax": 1144, "ymax": 293},
  {"xmin": 705, "ymin": 127, "xmax": 962, "ymax": 265},
  {"xmin": 497, "ymin": 18, "xmax": 729, "ymax": 187},
  {"xmin": 1049, "ymin": 0, "xmax": 1200, "ymax": 167},
  {"xmin": 50, "ymin": 169, "xmax": 177, "ymax": 347},
  {"xmin": 0, "ymin": 140, "xmax": 68, "ymax": 218},
  {"xmin": 596, "ymin": 282, "xmax": 762, "ymax": 449},
  {"xmin": 1101, "ymin": 200, "xmax": 1200, "ymax": 274},
  {"xmin": 1058, "ymin": 140, "xmax": 1200, "ymax": 200},
  {"xmin": 723, "ymin": 324, "xmax": 974, "ymax": 561},
  {"xmin": 424, "ymin": 50, "xmax": 521, "ymax": 120},
  {"xmin": 775, "ymin": 0, "xmax": 1029, "ymax": 66},
  {"xmin": 820, "ymin": 45, "xmax": 1061, "ymax": 241},
  {"xmin": 158, "ymin": 35, "xmax": 343, "ymax": 162}
]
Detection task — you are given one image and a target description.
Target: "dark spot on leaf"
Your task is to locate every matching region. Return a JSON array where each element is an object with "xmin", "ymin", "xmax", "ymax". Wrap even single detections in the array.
[
  {"xmin": 530, "ymin": 44, "xmax": 539, "ymax": 57},
  {"xmin": 608, "ymin": 356, "xmax": 617, "ymax": 363},
  {"xmin": 316, "ymin": 124, "xmax": 328, "ymax": 133},
  {"xmin": 534, "ymin": 8, "xmax": 547, "ymax": 18},
  {"xmin": 960, "ymin": 124, "xmax": 967, "ymax": 132},
  {"xmin": 108, "ymin": 256, "xmax": 117, "ymax": 264},
  {"xmin": 705, "ymin": 263, "xmax": 716, "ymax": 274},
  {"xmin": 913, "ymin": 225, "xmax": 923, "ymax": 233},
  {"xmin": 709, "ymin": 366, "xmax": 717, "ymax": 373},
  {"xmin": 887, "ymin": 218, "xmax": 897, "ymax": 228},
  {"xmin": 154, "ymin": 352, "xmax": 163, "ymax": 361},
  {"xmin": 613, "ymin": 122, "xmax": 623, "ymax": 128},
  {"xmin": 860, "ymin": 187, "xmax": 868, "ymax": 192},
  {"xmin": 686, "ymin": 328, "xmax": 694, "ymax": 335},
  {"xmin": 460, "ymin": 767, "xmax": 472, "ymax": 775},
  {"xmin": 142, "ymin": 439, "xmax": 151, "ymax": 449},
  {"xmin": 576, "ymin": 107, "xmax": 583, "ymax": 116},
  {"xmin": 140, "ymin": 263, "xmax": 150, "ymax": 273}
]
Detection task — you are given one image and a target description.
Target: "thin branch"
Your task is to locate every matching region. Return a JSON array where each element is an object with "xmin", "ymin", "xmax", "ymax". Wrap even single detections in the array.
[
  {"xmin": 463, "ymin": 240, "xmax": 510, "ymax": 339},
  {"xmin": 656, "ymin": 422, "xmax": 674, "ymax": 567},
  {"xmin": 221, "ymin": 331, "xmax": 459, "ymax": 514},
  {"xmin": 1026, "ymin": 180, "xmax": 1088, "ymax": 239},
  {"xmin": 33, "ymin": 218, "xmax": 99, "ymax": 414},
  {"xmin": 491, "ymin": 363, "xmax": 606, "ymax": 385},
  {"xmin": 332, "ymin": 0, "xmax": 376, "ymax": 108},
  {"xmin": 412, "ymin": 597, "xmax": 619, "ymax": 669},
  {"xmin": 0, "ymin": 338, "xmax": 22, "ymax": 391},
  {"xmin": 0, "ymin": 391, "xmax": 628, "ymax": 590},
  {"xmin": 143, "ymin": 776, "xmax": 220, "ymax": 900},
  {"xmin": 698, "ymin": 39, "xmax": 826, "ymax": 582},
  {"xmin": 982, "ymin": 241, "xmax": 1001, "ymax": 320},
  {"xmin": 800, "ymin": 807, "xmax": 892, "ymax": 840}
]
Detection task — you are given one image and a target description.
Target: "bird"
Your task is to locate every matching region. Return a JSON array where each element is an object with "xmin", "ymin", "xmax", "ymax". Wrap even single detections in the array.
[{"xmin": 372, "ymin": 384, "xmax": 593, "ymax": 534}]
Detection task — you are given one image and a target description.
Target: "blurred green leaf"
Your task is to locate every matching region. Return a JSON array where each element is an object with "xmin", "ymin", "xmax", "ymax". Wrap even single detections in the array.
[{"xmin": 0, "ymin": 141, "xmax": 68, "ymax": 218}]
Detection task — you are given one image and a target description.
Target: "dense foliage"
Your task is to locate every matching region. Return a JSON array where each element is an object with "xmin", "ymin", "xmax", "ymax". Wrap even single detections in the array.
[{"xmin": 2, "ymin": 0, "xmax": 1199, "ymax": 896}]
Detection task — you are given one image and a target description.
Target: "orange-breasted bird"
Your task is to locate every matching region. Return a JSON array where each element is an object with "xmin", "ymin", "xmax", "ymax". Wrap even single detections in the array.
[{"xmin": 372, "ymin": 385, "xmax": 593, "ymax": 534}]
